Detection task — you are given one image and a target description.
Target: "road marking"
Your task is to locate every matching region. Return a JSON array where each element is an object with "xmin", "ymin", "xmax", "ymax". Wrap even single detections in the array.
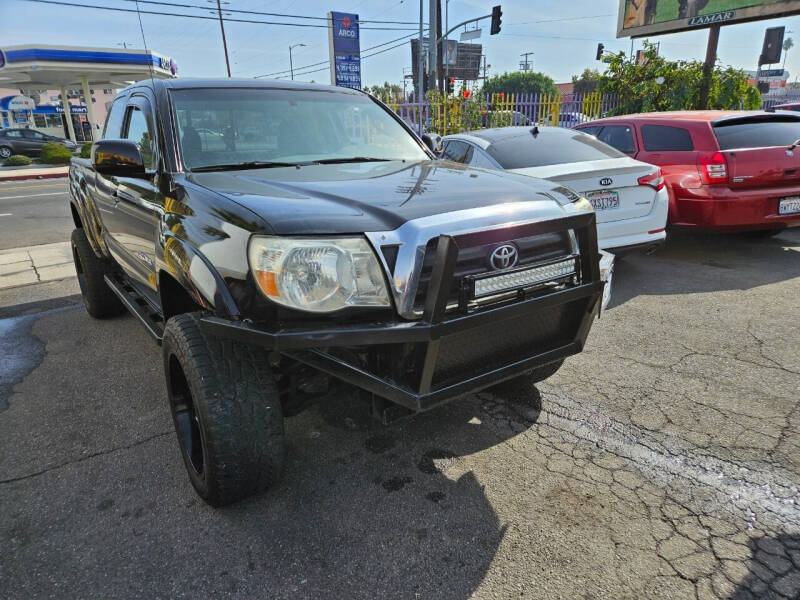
[
  {"xmin": 0, "ymin": 192, "xmax": 67, "ymax": 200},
  {"xmin": 0, "ymin": 183, "xmax": 66, "ymax": 191}
]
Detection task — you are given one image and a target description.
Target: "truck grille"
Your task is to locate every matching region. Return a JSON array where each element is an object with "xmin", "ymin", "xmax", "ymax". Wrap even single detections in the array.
[{"xmin": 413, "ymin": 230, "xmax": 574, "ymax": 312}]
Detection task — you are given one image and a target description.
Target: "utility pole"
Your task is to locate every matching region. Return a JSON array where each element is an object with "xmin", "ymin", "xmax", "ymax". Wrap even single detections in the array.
[
  {"xmin": 417, "ymin": 0, "xmax": 424, "ymax": 135},
  {"xmin": 289, "ymin": 43, "xmax": 306, "ymax": 80},
  {"xmin": 429, "ymin": 0, "xmax": 438, "ymax": 92},
  {"xmin": 698, "ymin": 24, "xmax": 720, "ymax": 110},
  {"xmin": 520, "ymin": 51, "xmax": 534, "ymax": 72},
  {"xmin": 436, "ymin": 0, "xmax": 444, "ymax": 93},
  {"xmin": 214, "ymin": 0, "xmax": 231, "ymax": 77}
]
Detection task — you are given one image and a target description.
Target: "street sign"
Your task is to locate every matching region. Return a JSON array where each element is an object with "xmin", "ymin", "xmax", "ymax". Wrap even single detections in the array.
[
  {"xmin": 328, "ymin": 11, "xmax": 362, "ymax": 90},
  {"xmin": 460, "ymin": 29, "xmax": 482, "ymax": 41}
]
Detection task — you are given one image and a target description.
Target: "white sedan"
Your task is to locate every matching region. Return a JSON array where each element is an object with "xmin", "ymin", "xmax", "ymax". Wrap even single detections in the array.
[{"xmin": 441, "ymin": 127, "xmax": 669, "ymax": 252}]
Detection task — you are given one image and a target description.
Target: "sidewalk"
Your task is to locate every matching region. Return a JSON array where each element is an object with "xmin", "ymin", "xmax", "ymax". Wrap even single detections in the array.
[
  {"xmin": 0, "ymin": 242, "xmax": 74, "ymax": 290},
  {"xmin": 0, "ymin": 165, "xmax": 69, "ymax": 182}
]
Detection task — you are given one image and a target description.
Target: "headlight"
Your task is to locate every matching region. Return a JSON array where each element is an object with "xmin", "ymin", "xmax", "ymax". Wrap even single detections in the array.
[{"xmin": 248, "ymin": 236, "xmax": 391, "ymax": 312}]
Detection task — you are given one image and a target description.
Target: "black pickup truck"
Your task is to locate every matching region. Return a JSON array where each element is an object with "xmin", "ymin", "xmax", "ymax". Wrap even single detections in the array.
[{"xmin": 69, "ymin": 78, "xmax": 607, "ymax": 506}]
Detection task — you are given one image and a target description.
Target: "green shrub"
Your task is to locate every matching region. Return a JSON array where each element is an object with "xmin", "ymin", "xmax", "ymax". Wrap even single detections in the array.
[
  {"xmin": 3, "ymin": 154, "xmax": 33, "ymax": 167},
  {"xmin": 40, "ymin": 142, "xmax": 74, "ymax": 165},
  {"xmin": 80, "ymin": 142, "xmax": 92, "ymax": 158}
]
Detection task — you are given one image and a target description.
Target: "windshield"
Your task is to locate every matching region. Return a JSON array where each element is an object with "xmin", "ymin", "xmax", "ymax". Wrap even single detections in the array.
[
  {"xmin": 483, "ymin": 129, "xmax": 625, "ymax": 170},
  {"xmin": 170, "ymin": 87, "xmax": 428, "ymax": 170}
]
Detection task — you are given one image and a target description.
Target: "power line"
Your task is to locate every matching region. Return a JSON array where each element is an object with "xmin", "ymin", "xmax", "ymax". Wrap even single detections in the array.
[
  {"xmin": 288, "ymin": 36, "xmax": 421, "ymax": 81},
  {"xmin": 115, "ymin": 0, "xmax": 425, "ymax": 25},
  {"xmin": 504, "ymin": 14, "xmax": 615, "ymax": 26},
  {"xmin": 255, "ymin": 31, "xmax": 425, "ymax": 78},
  {"xmin": 16, "ymin": 0, "xmax": 421, "ymax": 30}
]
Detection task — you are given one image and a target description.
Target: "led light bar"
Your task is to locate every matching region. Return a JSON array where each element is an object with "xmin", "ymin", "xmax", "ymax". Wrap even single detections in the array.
[{"xmin": 473, "ymin": 257, "xmax": 577, "ymax": 299}]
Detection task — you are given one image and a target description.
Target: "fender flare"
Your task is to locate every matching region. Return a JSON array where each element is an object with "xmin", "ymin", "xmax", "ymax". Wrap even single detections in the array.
[{"xmin": 160, "ymin": 232, "xmax": 241, "ymax": 320}]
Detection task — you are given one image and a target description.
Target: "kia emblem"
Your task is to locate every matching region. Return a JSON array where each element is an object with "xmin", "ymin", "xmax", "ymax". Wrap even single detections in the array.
[
  {"xmin": 490, "ymin": 244, "xmax": 519, "ymax": 270},
  {"xmin": 599, "ymin": 177, "xmax": 613, "ymax": 187}
]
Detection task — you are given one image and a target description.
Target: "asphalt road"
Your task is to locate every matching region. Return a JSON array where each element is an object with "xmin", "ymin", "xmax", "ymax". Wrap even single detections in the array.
[
  {"xmin": 0, "ymin": 179, "xmax": 72, "ymax": 250},
  {"xmin": 1, "ymin": 188, "xmax": 799, "ymax": 599}
]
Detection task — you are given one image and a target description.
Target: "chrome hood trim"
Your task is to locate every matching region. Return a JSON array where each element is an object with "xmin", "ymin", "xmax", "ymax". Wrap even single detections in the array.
[{"xmin": 365, "ymin": 200, "xmax": 574, "ymax": 320}]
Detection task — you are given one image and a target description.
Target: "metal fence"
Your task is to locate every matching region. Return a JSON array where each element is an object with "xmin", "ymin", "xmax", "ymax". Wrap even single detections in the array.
[
  {"xmin": 378, "ymin": 91, "xmax": 800, "ymax": 135},
  {"xmin": 379, "ymin": 93, "xmax": 621, "ymax": 135}
]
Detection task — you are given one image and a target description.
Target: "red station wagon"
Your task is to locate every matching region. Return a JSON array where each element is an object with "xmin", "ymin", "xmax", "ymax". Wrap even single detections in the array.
[{"xmin": 576, "ymin": 111, "xmax": 800, "ymax": 235}]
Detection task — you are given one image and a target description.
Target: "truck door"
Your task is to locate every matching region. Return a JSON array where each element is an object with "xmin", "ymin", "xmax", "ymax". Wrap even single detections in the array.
[
  {"xmin": 93, "ymin": 96, "xmax": 129, "ymax": 259},
  {"xmin": 111, "ymin": 95, "xmax": 161, "ymax": 297}
]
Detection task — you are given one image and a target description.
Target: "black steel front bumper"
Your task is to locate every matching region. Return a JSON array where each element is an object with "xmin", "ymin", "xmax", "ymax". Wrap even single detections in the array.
[{"xmin": 201, "ymin": 213, "xmax": 604, "ymax": 412}]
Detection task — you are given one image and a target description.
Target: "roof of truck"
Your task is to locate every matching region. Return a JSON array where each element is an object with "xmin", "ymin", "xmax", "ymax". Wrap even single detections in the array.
[{"xmin": 124, "ymin": 77, "xmax": 362, "ymax": 95}]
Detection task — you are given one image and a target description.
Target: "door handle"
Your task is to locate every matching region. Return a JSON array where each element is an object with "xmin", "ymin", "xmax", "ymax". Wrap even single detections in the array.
[{"xmin": 113, "ymin": 189, "xmax": 135, "ymax": 203}]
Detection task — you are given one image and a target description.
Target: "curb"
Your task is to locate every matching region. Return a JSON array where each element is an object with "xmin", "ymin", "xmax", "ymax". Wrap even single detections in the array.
[{"xmin": 0, "ymin": 171, "xmax": 69, "ymax": 182}]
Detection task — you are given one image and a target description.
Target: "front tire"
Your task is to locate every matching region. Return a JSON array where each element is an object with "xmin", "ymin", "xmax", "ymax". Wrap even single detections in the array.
[
  {"xmin": 70, "ymin": 228, "xmax": 125, "ymax": 318},
  {"xmin": 0, "ymin": 146, "xmax": 12, "ymax": 160},
  {"xmin": 162, "ymin": 313, "xmax": 285, "ymax": 507}
]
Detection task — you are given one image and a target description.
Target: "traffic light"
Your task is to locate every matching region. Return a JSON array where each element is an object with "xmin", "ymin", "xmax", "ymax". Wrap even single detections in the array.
[
  {"xmin": 760, "ymin": 26, "xmax": 785, "ymax": 65},
  {"xmin": 490, "ymin": 5, "xmax": 502, "ymax": 35},
  {"xmin": 596, "ymin": 43, "xmax": 605, "ymax": 61}
]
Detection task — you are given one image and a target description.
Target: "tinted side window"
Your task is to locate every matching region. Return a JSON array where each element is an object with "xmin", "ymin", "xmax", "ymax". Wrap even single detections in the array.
[
  {"xmin": 713, "ymin": 118, "xmax": 800, "ymax": 149},
  {"xmin": 577, "ymin": 126, "xmax": 600, "ymax": 137},
  {"xmin": 4, "ymin": 130, "xmax": 23, "ymax": 138},
  {"xmin": 124, "ymin": 106, "xmax": 155, "ymax": 169},
  {"xmin": 598, "ymin": 125, "xmax": 636, "ymax": 154},
  {"xmin": 103, "ymin": 98, "xmax": 127, "ymax": 139},
  {"xmin": 641, "ymin": 125, "xmax": 694, "ymax": 151},
  {"xmin": 442, "ymin": 140, "xmax": 472, "ymax": 163}
]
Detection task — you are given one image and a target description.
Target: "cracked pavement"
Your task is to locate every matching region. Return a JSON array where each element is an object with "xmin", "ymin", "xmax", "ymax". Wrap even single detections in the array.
[{"xmin": 1, "ymin": 230, "xmax": 799, "ymax": 599}]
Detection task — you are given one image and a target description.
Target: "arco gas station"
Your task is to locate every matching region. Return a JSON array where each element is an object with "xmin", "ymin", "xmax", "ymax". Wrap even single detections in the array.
[{"xmin": 0, "ymin": 45, "xmax": 176, "ymax": 142}]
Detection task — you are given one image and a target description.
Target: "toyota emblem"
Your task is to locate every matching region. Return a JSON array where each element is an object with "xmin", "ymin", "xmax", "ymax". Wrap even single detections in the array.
[
  {"xmin": 599, "ymin": 177, "xmax": 613, "ymax": 187},
  {"xmin": 490, "ymin": 244, "xmax": 519, "ymax": 270}
]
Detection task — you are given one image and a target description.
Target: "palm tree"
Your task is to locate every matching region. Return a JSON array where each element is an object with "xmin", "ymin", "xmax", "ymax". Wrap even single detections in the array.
[{"xmin": 783, "ymin": 37, "xmax": 794, "ymax": 71}]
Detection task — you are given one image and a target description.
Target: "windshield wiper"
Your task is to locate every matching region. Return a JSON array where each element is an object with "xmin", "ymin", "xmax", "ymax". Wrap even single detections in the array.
[
  {"xmin": 313, "ymin": 157, "xmax": 393, "ymax": 165},
  {"xmin": 190, "ymin": 161, "xmax": 311, "ymax": 172}
]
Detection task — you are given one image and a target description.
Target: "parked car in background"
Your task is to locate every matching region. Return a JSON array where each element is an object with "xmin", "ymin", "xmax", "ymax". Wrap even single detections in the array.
[
  {"xmin": 767, "ymin": 102, "xmax": 800, "ymax": 112},
  {"xmin": 557, "ymin": 112, "xmax": 593, "ymax": 128},
  {"xmin": 442, "ymin": 127, "xmax": 669, "ymax": 253},
  {"xmin": 482, "ymin": 110, "xmax": 532, "ymax": 127},
  {"xmin": 0, "ymin": 128, "xmax": 78, "ymax": 159},
  {"xmin": 576, "ymin": 111, "xmax": 800, "ymax": 236}
]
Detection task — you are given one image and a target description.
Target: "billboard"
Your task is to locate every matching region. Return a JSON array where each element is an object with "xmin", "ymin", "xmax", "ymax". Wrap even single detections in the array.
[
  {"xmin": 411, "ymin": 39, "xmax": 482, "ymax": 81},
  {"xmin": 617, "ymin": 0, "xmax": 800, "ymax": 38},
  {"xmin": 328, "ymin": 11, "xmax": 361, "ymax": 90}
]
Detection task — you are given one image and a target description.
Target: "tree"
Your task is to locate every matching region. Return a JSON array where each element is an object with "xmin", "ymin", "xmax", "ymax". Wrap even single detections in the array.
[
  {"xmin": 572, "ymin": 69, "xmax": 601, "ymax": 95},
  {"xmin": 783, "ymin": 37, "xmax": 794, "ymax": 70},
  {"xmin": 481, "ymin": 71, "xmax": 558, "ymax": 97},
  {"xmin": 365, "ymin": 81, "xmax": 403, "ymax": 100},
  {"xmin": 598, "ymin": 42, "xmax": 761, "ymax": 114}
]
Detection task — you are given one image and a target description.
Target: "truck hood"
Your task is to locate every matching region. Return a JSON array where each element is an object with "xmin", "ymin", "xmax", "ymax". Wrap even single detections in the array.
[{"xmin": 185, "ymin": 160, "xmax": 568, "ymax": 234}]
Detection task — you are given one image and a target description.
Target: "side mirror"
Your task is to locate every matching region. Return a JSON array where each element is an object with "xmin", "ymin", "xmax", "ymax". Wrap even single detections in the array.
[
  {"xmin": 421, "ymin": 133, "xmax": 443, "ymax": 156},
  {"xmin": 92, "ymin": 139, "xmax": 146, "ymax": 178}
]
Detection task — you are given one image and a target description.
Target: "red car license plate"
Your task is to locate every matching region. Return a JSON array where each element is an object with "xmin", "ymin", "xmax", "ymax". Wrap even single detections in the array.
[{"xmin": 778, "ymin": 196, "xmax": 800, "ymax": 215}]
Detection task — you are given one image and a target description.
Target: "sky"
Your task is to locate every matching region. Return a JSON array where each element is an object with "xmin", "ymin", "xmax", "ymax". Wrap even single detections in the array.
[{"xmin": 4, "ymin": 0, "xmax": 800, "ymax": 88}]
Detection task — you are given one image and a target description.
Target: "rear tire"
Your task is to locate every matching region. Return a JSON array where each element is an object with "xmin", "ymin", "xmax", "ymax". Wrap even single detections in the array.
[
  {"xmin": 487, "ymin": 359, "xmax": 564, "ymax": 402},
  {"xmin": 0, "ymin": 146, "xmax": 12, "ymax": 160},
  {"xmin": 70, "ymin": 228, "xmax": 125, "ymax": 318},
  {"xmin": 162, "ymin": 313, "xmax": 285, "ymax": 507}
]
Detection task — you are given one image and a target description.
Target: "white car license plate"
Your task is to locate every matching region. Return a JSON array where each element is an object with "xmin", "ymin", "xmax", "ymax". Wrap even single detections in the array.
[
  {"xmin": 586, "ymin": 190, "xmax": 620, "ymax": 211},
  {"xmin": 778, "ymin": 196, "xmax": 800, "ymax": 215}
]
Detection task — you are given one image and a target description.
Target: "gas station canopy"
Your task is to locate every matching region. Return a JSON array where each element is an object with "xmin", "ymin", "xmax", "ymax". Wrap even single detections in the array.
[{"xmin": 0, "ymin": 44, "xmax": 177, "ymax": 140}]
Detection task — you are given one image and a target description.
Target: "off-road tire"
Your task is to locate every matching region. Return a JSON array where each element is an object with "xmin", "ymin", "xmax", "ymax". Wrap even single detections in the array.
[
  {"xmin": 70, "ymin": 228, "xmax": 125, "ymax": 318},
  {"xmin": 0, "ymin": 146, "xmax": 13, "ymax": 160},
  {"xmin": 487, "ymin": 359, "xmax": 564, "ymax": 400},
  {"xmin": 162, "ymin": 313, "xmax": 285, "ymax": 507}
]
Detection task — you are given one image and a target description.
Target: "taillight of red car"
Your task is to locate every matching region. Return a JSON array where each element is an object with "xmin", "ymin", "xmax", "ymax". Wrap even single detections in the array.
[
  {"xmin": 637, "ymin": 169, "xmax": 665, "ymax": 191},
  {"xmin": 697, "ymin": 152, "xmax": 728, "ymax": 184}
]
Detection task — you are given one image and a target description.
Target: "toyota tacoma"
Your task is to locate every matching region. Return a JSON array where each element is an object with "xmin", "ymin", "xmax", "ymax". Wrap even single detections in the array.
[{"xmin": 68, "ymin": 78, "xmax": 608, "ymax": 506}]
